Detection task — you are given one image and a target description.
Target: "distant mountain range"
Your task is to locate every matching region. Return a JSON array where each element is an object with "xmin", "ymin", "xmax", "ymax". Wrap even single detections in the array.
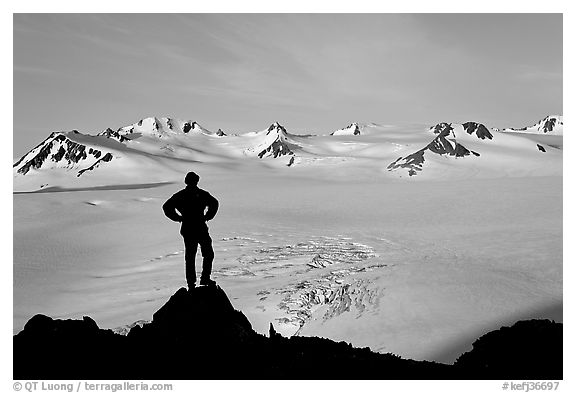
[
  {"xmin": 13, "ymin": 115, "xmax": 563, "ymax": 191},
  {"xmin": 498, "ymin": 115, "xmax": 563, "ymax": 135}
]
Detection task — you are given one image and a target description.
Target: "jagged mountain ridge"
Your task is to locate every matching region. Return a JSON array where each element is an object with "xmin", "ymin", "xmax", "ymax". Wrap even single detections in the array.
[
  {"xmin": 387, "ymin": 120, "xmax": 555, "ymax": 177},
  {"xmin": 500, "ymin": 115, "xmax": 563, "ymax": 135},
  {"xmin": 115, "ymin": 116, "xmax": 217, "ymax": 138},
  {"xmin": 387, "ymin": 122, "xmax": 489, "ymax": 176},
  {"xmin": 13, "ymin": 131, "xmax": 120, "ymax": 177},
  {"xmin": 243, "ymin": 122, "xmax": 296, "ymax": 160},
  {"xmin": 13, "ymin": 285, "xmax": 562, "ymax": 379},
  {"xmin": 13, "ymin": 116, "xmax": 562, "ymax": 191},
  {"xmin": 331, "ymin": 122, "xmax": 361, "ymax": 136},
  {"xmin": 13, "ymin": 118, "xmax": 300, "ymax": 182}
]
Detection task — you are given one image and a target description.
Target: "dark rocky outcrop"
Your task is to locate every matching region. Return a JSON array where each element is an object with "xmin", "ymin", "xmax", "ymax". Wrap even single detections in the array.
[
  {"xmin": 182, "ymin": 122, "xmax": 193, "ymax": 133},
  {"xmin": 257, "ymin": 123, "xmax": 295, "ymax": 159},
  {"xmin": 537, "ymin": 144, "xmax": 547, "ymax": 152},
  {"xmin": 14, "ymin": 133, "xmax": 110, "ymax": 175},
  {"xmin": 331, "ymin": 123, "xmax": 361, "ymax": 136},
  {"xmin": 462, "ymin": 122, "xmax": 493, "ymax": 140},
  {"xmin": 77, "ymin": 153, "xmax": 114, "ymax": 176},
  {"xmin": 541, "ymin": 117, "xmax": 559, "ymax": 133},
  {"xmin": 506, "ymin": 116, "xmax": 563, "ymax": 134},
  {"xmin": 454, "ymin": 319, "xmax": 562, "ymax": 379},
  {"xmin": 13, "ymin": 286, "xmax": 562, "ymax": 380},
  {"xmin": 388, "ymin": 122, "xmax": 485, "ymax": 176},
  {"xmin": 98, "ymin": 128, "xmax": 130, "ymax": 143},
  {"xmin": 258, "ymin": 138, "xmax": 294, "ymax": 159}
]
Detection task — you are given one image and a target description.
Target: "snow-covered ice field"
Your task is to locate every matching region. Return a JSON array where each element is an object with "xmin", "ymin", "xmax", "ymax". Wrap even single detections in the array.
[{"xmin": 13, "ymin": 165, "xmax": 562, "ymax": 363}]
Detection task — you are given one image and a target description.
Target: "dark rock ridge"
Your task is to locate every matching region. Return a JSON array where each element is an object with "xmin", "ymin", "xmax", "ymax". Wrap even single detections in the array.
[
  {"xmin": 13, "ymin": 132, "xmax": 114, "ymax": 176},
  {"xmin": 257, "ymin": 138, "xmax": 294, "ymax": 159},
  {"xmin": 541, "ymin": 117, "xmax": 560, "ymax": 133},
  {"xmin": 506, "ymin": 116, "xmax": 563, "ymax": 134},
  {"xmin": 98, "ymin": 128, "xmax": 130, "ymax": 143},
  {"xmin": 331, "ymin": 123, "xmax": 361, "ymax": 136},
  {"xmin": 454, "ymin": 319, "xmax": 562, "ymax": 379},
  {"xmin": 388, "ymin": 122, "xmax": 484, "ymax": 176},
  {"xmin": 462, "ymin": 122, "xmax": 493, "ymax": 140},
  {"xmin": 77, "ymin": 153, "xmax": 114, "ymax": 176},
  {"xmin": 537, "ymin": 144, "xmax": 547, "ymax": 153},
  {"xmin": 119, "ymin": 118, "xmax": 203, "ymax": 137},
  {"xmin": 257, "ymin": 123, "xmax": 295, "ymax": 159},
  {"xmin": 13, "ymin": 285, "xmax": 561, "ymax": 380}
]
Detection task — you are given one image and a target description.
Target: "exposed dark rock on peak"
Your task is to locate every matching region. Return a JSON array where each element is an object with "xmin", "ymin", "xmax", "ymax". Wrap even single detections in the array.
[
  {"xmin": 331, "ymin": 123, "xmax": 361, "ymax": 136},
  {"xmin": 501, "ymin": 115, "xmax": 563, "ymax": 135},
  {"xmin": 216, "ymin": 128, "xmax": 227, "ymax": 137},
  {"xmin": 98, "ymin": 128, "xmax": 130, "ymax": 143},
  {"xmin": 267, "ymin": 122, "xmax": 287, "ymax": 135},
  {"xmin": 388, "ymin": 150, "xmax": 426, "ymax": 176},
  {"xmin": 182, "ymin": 121, "xmax": 192, "ymax": 133},
  {"xmin": 462, "ymin": 122, "xmax": 493, "ymax": 140},
  {"xmin": 14, "ymin": 285, "xmax": 561, "ymax": 380},
  {"xmin": 13, "ymin": 133, "xmax": 113, "ymax": 176},
  {"xmin": 388, "ymin": 123, "xmax": 481, "ymax": 176},
  {"xmin": 541, "ymin": 117, "xmax": 559, "ymax": 133},
  {"xmin": 429, "ymin": 122, "xmax": 453, "ymax": 135},
  {"xmin": 254, "ymin": 123, "xmax": 295, "ymax": 159},
  {"xmin": 77, "ymin": 153, "xmax": 114, "ymax": 177},
  {"xmin": 257, "ymin": 139, "xmax": 294, "ymax": 159}
]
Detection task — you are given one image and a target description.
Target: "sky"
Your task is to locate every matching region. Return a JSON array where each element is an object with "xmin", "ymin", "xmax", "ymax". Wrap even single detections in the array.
[{"xmin": 13, "ymin": 13, "xmax": 562, "ymax": 158}]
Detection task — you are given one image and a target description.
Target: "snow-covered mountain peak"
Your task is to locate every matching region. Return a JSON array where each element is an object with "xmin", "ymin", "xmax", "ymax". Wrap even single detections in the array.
[
  {"xmin": 428, "ymin": 122, "xmax": 493, "ymax": 140},
  {"xmin": 243, "ymin": 122, "xmax": 295, "ymax": 161},
  {"xmin": 331, "ymin": 122, "xmax": 361, "ymax": 136},
  {"xmin": 13, "ymin": 130, "xmax": 117, "ymax": 177},
  {"xmin": 98, "ymin": 128, "xmax": 130, "ymax": 143},
  {"xmin": 429, "ymin": 122, "xmax": 453, "ymax": 135},
  {"xmin": 462, "ymin": 122, "xmax": 494, "ymax": 140},
  {"xmin": 116, "ymin": 116, "xmax": 212, "ymax": 138},
  {"xmin": 502, "ymin": 115, "xmax": 563, "ymax": 135},
  {"xmin": 266, "ymin": 122, "xmax": 288, "ymax": 135}
]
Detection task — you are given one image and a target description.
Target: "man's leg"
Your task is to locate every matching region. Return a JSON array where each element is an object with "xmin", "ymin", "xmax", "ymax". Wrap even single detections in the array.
[
  {"xmin": 183, "ymin": 235, "xmax": 199, "ymax": 288},
  {"xmin": 198, "ymin": 232, "xmax": 214, "ymax": 282}
]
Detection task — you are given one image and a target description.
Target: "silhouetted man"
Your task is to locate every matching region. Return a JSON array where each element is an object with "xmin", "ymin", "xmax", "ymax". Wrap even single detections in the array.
[{"xmin": 163, "ymin": 171, "xmax": 219, "ymax": 289}]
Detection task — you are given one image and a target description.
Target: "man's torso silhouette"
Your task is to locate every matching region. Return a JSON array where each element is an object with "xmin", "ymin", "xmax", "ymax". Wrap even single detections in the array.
[{"xmin": 163, "ymin": 173, "xmax": 218, "ymax": 288}]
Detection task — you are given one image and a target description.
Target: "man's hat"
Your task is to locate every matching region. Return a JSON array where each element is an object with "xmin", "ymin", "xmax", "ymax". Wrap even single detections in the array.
[{"xmin": 185, "ymin": 171, "xmax": 200, "ymax": 185}]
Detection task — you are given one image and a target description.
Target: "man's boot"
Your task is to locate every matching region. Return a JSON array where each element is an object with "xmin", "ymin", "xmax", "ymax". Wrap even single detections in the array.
[{"xmin": 199, "ymin": 276, "xmax": 216, "ymax": 286}]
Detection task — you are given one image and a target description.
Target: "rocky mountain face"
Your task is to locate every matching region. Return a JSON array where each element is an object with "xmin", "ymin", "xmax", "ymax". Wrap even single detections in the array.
[
  {"xmin": 116, "ymin": 117, "xmax": 212, "ymax": 138},
  {"xmin": 13, "ymin": 284, "xmax": 561, "ymax": 380},
  {"xmin": 12, "ymin": 117, "xmax": 224, "ymax": 183},
  {"xmin": 388, "ymin": 122, "xmax": 485, "ymax": 176},
  {"xmin": 13, "ymin": 132, "xmax": 118, "ymax": 176},
  {"xmin": 245, "ymin": 122, "xmax": 296, "ymax": 160},
  {"xmin": 502, "ymin": 115, "xmax": 564, "ymax": 135},
  {"xmin": 331, "ymin": 122, "xmax": 361, "ymax": 136}
]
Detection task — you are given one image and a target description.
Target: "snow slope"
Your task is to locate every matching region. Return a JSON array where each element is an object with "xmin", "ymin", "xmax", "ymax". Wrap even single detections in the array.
[{"xmin": 13, "ymin": 170, "xmax": 562, "ymax": 364}]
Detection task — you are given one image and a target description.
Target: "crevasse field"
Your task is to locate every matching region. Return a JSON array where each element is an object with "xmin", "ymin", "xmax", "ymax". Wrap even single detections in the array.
[{"xmin": 13, "ymin": 120, "xmax": 562, "ymax": 364}]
